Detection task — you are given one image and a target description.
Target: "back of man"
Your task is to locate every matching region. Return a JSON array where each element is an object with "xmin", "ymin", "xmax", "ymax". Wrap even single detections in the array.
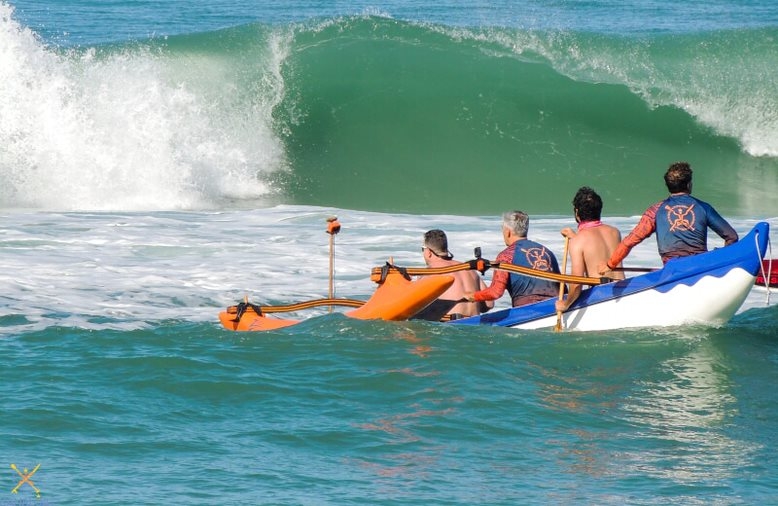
[
  {"xmin": 601, "ymin": 162, "xmax": 738, "ymax": 273},
  {"xmin": 466, "ymin": 211, "xmax": 560, "ymax": 308},
  {"xmin": 556, "ymin": 187, "xmax": 623, "ymax": 313},
  {"xmin": 654, "ymin": 192, "xmax": 736, "ymax": 261},
  {"xmin": 422, "ymin": 229, "xmax": 492, "ymax": 317},
  {"xmin": 444, "ymin": 269, "xmax": 489, "ymax": 317},
  {"xmin": 573, "ymin": 223, "xmax": 624, "ymax": 281},
  {"xmin": 507, "ymin": 237, "xmax": 561, "ymax": 305}
]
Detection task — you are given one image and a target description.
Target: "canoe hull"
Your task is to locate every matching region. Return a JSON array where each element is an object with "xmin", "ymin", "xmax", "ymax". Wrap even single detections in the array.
[{"xmin": 512, "ymin": 268, "xmax": 755, "ymax": 331}]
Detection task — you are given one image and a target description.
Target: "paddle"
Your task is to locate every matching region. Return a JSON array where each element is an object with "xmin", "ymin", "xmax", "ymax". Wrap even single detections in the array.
[
  {"xmin": 326, "ymin": 216, "xmax": 341, "ymax": 311},
  {"xmin": 554, "ymin": 236, "xmax": 570, "ymax": 332},
  {"xmin": 610, "ymin": 266, "xmax": 657, "ymax": 273},
  {"xmin": 371, "ymin": 260, "xmax": 607, "ymax": 286}
]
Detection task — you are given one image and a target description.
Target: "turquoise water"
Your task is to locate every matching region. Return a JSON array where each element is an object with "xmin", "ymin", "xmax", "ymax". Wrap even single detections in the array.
[
  {"xmin": 4, "ymin": 316, "xmax": 778, "ymax": 504},
  {"xmin": 2, "ymin": 0, "xmax": 778, "ymax": 503},
  {"xmin": 1, "ymin": 208, "xmax": 776, "ymax": 504}
]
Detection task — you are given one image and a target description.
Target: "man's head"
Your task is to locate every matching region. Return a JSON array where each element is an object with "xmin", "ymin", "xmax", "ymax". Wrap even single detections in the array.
[
  {"xmin": 573, "ymin": 186, "xmax": 603, "ymax": 222},
  {"xmin": 423, "ymin": 229, "xmax": 453, "ymax": 261},
  {"xmin": 664, "ymin": 162, "xmax": 693, "ymax": 194},
  {"xmin": 502, "ymin": 210, "xmax": 529, "ymax": 240}
]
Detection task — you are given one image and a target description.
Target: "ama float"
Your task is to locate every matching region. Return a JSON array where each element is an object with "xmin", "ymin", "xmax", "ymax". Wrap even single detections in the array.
[{"xmin": 218, "ymin": 221, "xmax": 771, "ymax": 332}]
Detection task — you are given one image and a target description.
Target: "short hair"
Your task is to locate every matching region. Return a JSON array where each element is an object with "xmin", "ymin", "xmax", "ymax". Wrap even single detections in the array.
[
  {"xmin": 664, "ymin": 162, "xmax": 693, "ymax": 193},
  {"xmin": 573, "ymin": 186, "xmax": 603, "ymax": 222},
  {"xmin": 423, "ymin": 229, "xmax": 453, "ymax": 259},
  {"xmin": 502, "ymin": 210, "xmax": 529, "ymax": 237}
]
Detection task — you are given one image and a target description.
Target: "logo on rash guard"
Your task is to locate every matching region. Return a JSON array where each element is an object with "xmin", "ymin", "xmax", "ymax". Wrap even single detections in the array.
[
  {"xmin": 665, "ymin": 204, "xmax": 696, "ymax": 232},
  {"xmin": 522, "ymin": 247, "xmax": 553, "ymax": 271}
]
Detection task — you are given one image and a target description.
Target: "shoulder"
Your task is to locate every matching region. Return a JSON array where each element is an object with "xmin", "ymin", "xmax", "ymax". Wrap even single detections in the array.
[
  {"xmin": 523, "ymin": 238, "xmax": 548, "ymax": 249},
  {"xmin": 496, "ymin": 244, "xmax": 515, "ymax": 261},
  {"xmin": 522, "ymin": 239, "xmax": 554, "ymax": 253},
  {"xmin": 647, "ymin": 201, "xmax": 663, "ymax": 214},
  {"xmin": 534, "ymin": 240, "xmax": 557, "ymax": 258},
  {"xmin": 689, "ymin": 195, "xmax": 714, "ymax": 209},
  {"xmin": 601, "ymin": 223, "xmax": 622, "ymax": 236},
  {"xmin": 571, "ymin": 229, "xmax": 595, "ymax": 245},
  {"xmin": 678, "ymin": 195, "xmax": 720, "ymax": 216},
  {"xmin": 568, "ymin": 235, "xmax": 587, "ymax": 255}
]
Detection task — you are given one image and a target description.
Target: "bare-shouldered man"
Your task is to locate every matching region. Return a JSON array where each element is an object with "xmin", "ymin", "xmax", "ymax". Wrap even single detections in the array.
[
  {"xmin": 555, "ymin": 187, "xmax": 625, "ymax": 313},
  {"xmin": 422, "ymin": 229, "xmax": 493, "ymax": 317}
]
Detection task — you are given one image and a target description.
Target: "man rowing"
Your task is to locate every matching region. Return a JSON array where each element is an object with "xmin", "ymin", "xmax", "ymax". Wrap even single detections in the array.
[
  {"xmin": 598, "ymin": 161, "xmax": 738, "ymax": 276},
  {"xmin": 464, "ymin": 210, "xmax": 561, "ymax": 307},
  {"xmin": 555, "ymin": 187, "xmax": 624, "ymax": 313},
  {"xmin": 421, "ymin": 229, "xmax": 492, "ymax": 317}
]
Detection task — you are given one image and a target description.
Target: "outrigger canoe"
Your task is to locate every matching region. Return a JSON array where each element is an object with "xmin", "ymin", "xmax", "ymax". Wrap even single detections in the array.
[
  {"xmin": 219, "ymin": 221, "xmax": 770, "ymax": 333},
  {"xmin": 451, "ymin": 221, "xmax": 771, "ymax": 331}
]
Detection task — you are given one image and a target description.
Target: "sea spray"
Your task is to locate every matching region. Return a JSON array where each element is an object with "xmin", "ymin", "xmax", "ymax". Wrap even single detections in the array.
[{"xmin": 0, "ymin": 4, "xmax": 288, "ymax": 210}]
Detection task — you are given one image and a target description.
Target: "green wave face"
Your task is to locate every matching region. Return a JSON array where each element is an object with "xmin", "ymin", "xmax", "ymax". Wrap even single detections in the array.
[{"xmin": 276, "ymin": 18, "xmax": 778, "ymax": 216}]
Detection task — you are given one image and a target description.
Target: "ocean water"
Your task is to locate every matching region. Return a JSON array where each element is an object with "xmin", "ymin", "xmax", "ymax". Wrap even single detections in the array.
[
  {"xmin": 2, "ymin": 1, "xmax": 778, "ymax": 504},
  {"xmin": 3, "ymin": 0, "xmax": 778, "ymax": 215}
]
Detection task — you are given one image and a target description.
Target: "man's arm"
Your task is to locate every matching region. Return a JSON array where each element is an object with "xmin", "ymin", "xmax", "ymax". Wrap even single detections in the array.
[
  {"xmin": 477, "ymin": 279, "xmax": 495, "ymax": 310},
  {"xmin": 466, "ymin": 247, "xmax": 513, "ymax": 303},
  {"xmin": 706, "ymin": 204, "xmax": 738, "ymax": 246},
  {"xmin": 607, "ymin": 203, "xmax": 660, "ymax": 268},
  {"xmin": 473, "ymin": 270, "xmax": 508, "ymax": 302},
  {"xmin": 556, "ymin": 240, "xmax": 584, "ymax": 312}
]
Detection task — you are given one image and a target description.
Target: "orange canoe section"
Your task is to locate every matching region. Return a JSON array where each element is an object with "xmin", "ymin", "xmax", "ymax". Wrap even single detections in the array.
[{"xmin": 219, "ymin": 271, "xmax": 454, "ymax": 332}]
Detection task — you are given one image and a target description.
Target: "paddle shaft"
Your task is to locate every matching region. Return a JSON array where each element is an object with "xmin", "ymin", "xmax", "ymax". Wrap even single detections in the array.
[
  {"xmin": 328, "ymin": 232, "xmax": 334, "ymax": 300},
  {"xmin": 372, "ymin": 260, "xmax": 607, "ymax": 285},
  {"xmin": 326, "ymin": 216, "xmax": 341, "ymax": 311},
  {"xmin": 555, "ymin": 237, "xmax": 570, "ymax": 332},
  {"xmin": 610, "ymin": 266, "xmax": 657, "ymax": 272}
]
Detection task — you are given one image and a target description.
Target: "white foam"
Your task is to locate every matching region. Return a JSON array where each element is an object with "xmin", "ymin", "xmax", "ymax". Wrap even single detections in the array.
[
  {"xmin": 0, "ymin": 207, "xmax": 772, "ymax": 333},
  {"xmin": 0, "ymin": 4, "xmax": 289, "ymax": 210}
]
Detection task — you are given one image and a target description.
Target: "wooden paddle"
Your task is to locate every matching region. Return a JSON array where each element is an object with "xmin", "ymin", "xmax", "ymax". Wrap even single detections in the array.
[
  {"xmin": 326, "ymin": 216, "xmax": 341, "ymax": 311},
  {"xmin": 371, "ymin": 260, "xmax": 607, "ymax": 286},
  {"xmin": 554, "ymin": 236, "xmax": 570, "ymax": 332},
  {"xmin": 610, "ymin": 266, "xmax": 657, "ymax": 273}
]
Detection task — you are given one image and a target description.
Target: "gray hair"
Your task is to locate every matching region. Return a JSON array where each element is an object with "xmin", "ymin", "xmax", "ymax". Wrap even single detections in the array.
[{"xmin": 502, "ymin": 210, "xmax": 529, "ymax": 237}]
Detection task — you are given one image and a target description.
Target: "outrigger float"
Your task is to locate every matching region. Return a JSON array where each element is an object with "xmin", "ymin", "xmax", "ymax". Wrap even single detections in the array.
[
  {"xmin": 219, "ymin": 217, "xmax": 458, "ymax": 331},
  {"xmin": 219, "ymin": 220, "xmax": 771, "ymax": 332}
]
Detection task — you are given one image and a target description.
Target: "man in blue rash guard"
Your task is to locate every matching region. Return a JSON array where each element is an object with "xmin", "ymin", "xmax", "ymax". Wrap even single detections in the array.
[{"xmin": 600, "ymin": 161, "xmax": 739, "ymax": 274}]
